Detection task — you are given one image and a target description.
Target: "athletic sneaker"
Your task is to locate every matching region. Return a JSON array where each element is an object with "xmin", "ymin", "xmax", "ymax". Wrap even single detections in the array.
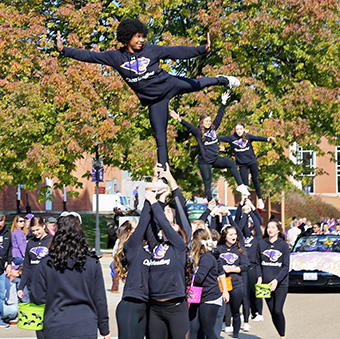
[
  {"xmin": 154, "ymin": 178, "xmax": 168, "ymax": 192},
  {"xmin": 236, "ymin": 184, "xmax": 250, "ymax": 196},
  {"xmin": 216, "ymin": 75, "xmax": 240, "ymax": 88},
  {"xmin": 0, "ymin": 322, "xmax": 10, "ymax": 328},
  {"xmin": 224, "ymin": 325, "xmax": 233, "ymax": 333},
  {"xmin": 252, "ymin": 313, "xmax": 264, "ymax": 322},
  {"xmin": 258, "ymin": 198, "xmax": 265, "ymax": 210},
  {"xmin": 9, "ymin": 318, "xmax": 18, "ymax": 325},
  {"xmin": 243, "ymin": 323, "xmax": 251, "ymax": 332}
]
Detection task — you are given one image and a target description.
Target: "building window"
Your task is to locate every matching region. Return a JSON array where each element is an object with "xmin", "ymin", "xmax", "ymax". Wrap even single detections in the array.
[
  {"xmin": 337, "ymin": 146, "xmax": 340, "ymax": 193},
  {"xmin": 297, "ymin": 146, "xmax": 315, "ymax": 193},
  {"xmin": 106, "ymin": 181, "xmax": 120, "ymax": 194}
]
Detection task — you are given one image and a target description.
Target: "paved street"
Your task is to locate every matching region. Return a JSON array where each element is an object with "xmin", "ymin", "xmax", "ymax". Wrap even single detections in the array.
[{"xmin": 1, "ymin": 254, "xmax": 340, "ymax": 338}]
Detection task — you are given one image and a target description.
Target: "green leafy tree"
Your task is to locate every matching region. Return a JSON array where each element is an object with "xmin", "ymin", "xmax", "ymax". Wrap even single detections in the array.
[{"xmin": 0, "ymin": 0, "xmax": 339, "ymax": 200}]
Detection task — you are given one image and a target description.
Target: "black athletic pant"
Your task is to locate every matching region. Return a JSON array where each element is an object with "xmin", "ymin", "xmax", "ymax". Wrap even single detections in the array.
[
  {"xmin": 241, "ymin": 271, "xmax": 250, "ymax": 323},
  {"xmin": 116, "ymin": 298, "xmax": 148, "ymax": 339},
  {"xmin": 149, "ymin": 297, "xmax": 189, "ymax": 339},
  {"xmin": 189, "ymin": 302, "xmax": 221, "ymax": 339},
  {"xmin": 229, "ymin": 286, "xmax": 244, "ymax": 338},
  {"xmin": 149, "ymin": 76, "xmax": 220, "ymax": 166},
  {"xmin": 214, "ymin": 301, "xmax": 225, "ymax": 337},
  {"xmin": 239, "ymin": 163, "xmax": 261, "ymax": 198},
  {"xmin": 199, "ymin": 157, "xmax": 243, "ymax": 201},
  {"xmin": 265, "ymin": 286, "xmax": 288, "ymax": 337},
  {"xmin": 224, "ymin": 301, "xmax": 232, "ymax": 326},
  {"xmin": 248, "ymin": 263, "xmax": 263, "ymax": 317}
]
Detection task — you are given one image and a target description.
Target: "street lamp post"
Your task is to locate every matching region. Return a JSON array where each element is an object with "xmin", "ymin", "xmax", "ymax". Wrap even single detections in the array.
[{"xmin": 94, "ymin": 145, "xmax": 103, "ymax": 256}]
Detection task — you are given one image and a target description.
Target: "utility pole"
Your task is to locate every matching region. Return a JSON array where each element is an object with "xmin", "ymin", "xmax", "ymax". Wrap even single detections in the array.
[{"xmin": 93, "ymin": 144, "xmax": 103, "ymax": 255}]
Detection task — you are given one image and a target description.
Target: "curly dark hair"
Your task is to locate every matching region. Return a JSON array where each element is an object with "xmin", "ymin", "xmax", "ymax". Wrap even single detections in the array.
[
  {"xmin": 47, "ymin": 215, "xmax": 96, "ymax": 272},
  {"xmin": 116, "ymin": 18, "xmax": 149, "ymax": 45}
]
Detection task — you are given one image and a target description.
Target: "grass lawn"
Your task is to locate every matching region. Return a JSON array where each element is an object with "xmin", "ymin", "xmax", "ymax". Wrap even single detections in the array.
[{"xmin": 81, "ymin": 214, "xmax": 114, "ymax": 250}]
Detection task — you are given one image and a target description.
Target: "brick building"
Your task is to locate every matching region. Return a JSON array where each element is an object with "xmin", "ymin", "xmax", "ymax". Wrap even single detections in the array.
[{"xmin": 1, "ymin": 137, "xmax": 339, "ymax": 222}]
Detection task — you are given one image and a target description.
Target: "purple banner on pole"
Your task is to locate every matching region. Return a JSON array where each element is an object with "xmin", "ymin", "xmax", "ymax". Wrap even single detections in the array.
[{"xmin": 92, "ymin": 168, "xmax": 104, "ymax": 182}]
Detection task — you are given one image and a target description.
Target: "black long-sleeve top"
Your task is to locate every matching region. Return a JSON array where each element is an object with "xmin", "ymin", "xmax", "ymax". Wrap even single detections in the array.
[
  {"xmin": 18, "ymin": 234, "xmax": 52, "ymax": 291},
  {"xmin": 255, "ymin": 237, "xmax": 290, "ymax": 287},
  {"xmin": 173, "ymin": 187, "xmax": 192, "ymax": 247},
  {"xmin": 217, "ymin": 242, "xmax": 249, "ymax": 289},
  {"xmin": 149, "ymin": 202, "xmax": 187, "ymax": 300},
  {"xmin": 180, "ymin": 104, "xmax": 226, "ymax": 164},
  {"xmin": 0, "ymin": 225, "xmax": 12, "ymax": 275},
  {"xmin": 194, "ymin": 252, "xmax": 222, "ymax": 303},
  {"xmin": 63, "ymin": 44, "xmax": 207, "ymax": 106},
  {"xmin": 31, "ymin": 255, "xmax": 109, "ymax": 338},
  {"xmin": 241, "ymin": 211, "xmax": 263, "ymax": 264},
  {"xmin": 122, "ymin": 201, "xmax": 152, "ymax": 301},
  {"xmin": 218, "ymin": 133, "xmax": 268, "ymax": 166}
]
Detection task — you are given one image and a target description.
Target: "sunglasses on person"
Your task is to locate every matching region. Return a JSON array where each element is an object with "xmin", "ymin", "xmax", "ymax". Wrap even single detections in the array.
[{"xmin": 18, "ymin": 219, "xmax": 25, "ymax": 223}]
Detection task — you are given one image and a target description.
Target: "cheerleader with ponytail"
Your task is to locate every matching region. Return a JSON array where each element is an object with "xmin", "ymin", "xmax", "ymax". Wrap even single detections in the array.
[
  {"xmin": 219, "ymin": 122, "xmax": 275, "ymax": 209},
  {"xmin": 189, "ymin": 229, "xmax": 229, "ymax": 339},
  {"xmin": 114, "ymin": 199, "xmax": 152, "ymax": 339},
  {"xmin": 217, "ymin": 226, "xmax": 249, "ymax": 339},
  {"xmin": 170, "ymin": 93, "xmax": 250, "ymax": 201}
]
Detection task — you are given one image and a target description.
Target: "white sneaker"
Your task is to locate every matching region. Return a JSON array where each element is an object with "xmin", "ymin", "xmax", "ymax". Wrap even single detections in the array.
[
  {"xmin": 236, "ymin": 184, "xmax": 250, "ymax": 196},
  {"xmin": 154, "ymin": 179, "xmax": 168, "ymax": 192},
  {"xmin": 224, "ymin": 325, "xmax": 233, "ymax": 333},
  {"xmin": 258, "ymin": 198, "xmax": 265, "ymax": 210},
  {"xmin": 252, "ymin": 313, "xmax": 264, "ymax": 322},
  {"xmin": 216, "ymin": 75, "xmax": 240, "ymax": 88},
  {"xmin": 243, "ymin": 323, "xmax": 251, "ymax": 332}
]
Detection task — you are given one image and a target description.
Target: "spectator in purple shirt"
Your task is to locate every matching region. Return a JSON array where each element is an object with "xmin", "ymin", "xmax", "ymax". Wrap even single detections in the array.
[{"xmin": 11, "ymin": 216, "xmax": 27, "ymax": 266}]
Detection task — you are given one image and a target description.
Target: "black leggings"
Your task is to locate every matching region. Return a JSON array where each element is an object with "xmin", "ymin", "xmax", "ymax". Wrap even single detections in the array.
[
  {"xmin": 148, "ymin": 297, "xmax": 189, "ymax": 339},
  {"xmin": 149, "ymin": 76, "xmax": 219, "ymax": 166},
  {"xmin": 116, "ymin": 298, "xmax": 148, "ymax": 339},
  {"xmin": 189, "ymin": 302, "xmax": 221, "ymax": 339},
  {"xmin": 248, "ymin": 264, "xmax": 263, "ymax": 317},
  {"xmin": 265, "ymin": 286, "xmax": 288, "ymax": 337},
  {"xmin": 199, "ymin": 157, "xmax": 243, "ymax": 201},
  {"xmin": 229, "ymin": 286, "xmax": 244, "ymax": 338},
  {"xmin": 239, "ymin": 163, "xmax": 261, "ymax": 198},
  {"xmin": 241, "ymin": 271, "xmax": 250, "ymax": 323}
]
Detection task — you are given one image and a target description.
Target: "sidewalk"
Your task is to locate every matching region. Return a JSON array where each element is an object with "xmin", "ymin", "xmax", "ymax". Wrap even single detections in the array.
[{"xmin": 0, "ymin": 254, "xmax": 120, "ymax": 338}]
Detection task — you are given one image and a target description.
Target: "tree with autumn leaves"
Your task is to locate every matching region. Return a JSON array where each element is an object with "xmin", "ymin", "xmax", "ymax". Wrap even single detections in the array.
[{"xmin": 0, "ymin": 0, "xmax": 339, "ymax": 200}]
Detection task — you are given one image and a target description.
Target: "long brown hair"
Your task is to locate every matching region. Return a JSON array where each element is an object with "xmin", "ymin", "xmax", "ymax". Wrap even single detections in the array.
[
  {"xmin": 191, "ymin": 229, "xmax": 211, "ymax": 269},
  {"xmin": 113, "ymin": 221, "xmax": 134, "ymax": 282},
  {"xmin": 199, "ymin": 113, "xmax": 215, "ymax": 141},
  {"xmin": 235, "ymin": 122, "xmax": 247, "ymax": 143},
  {"xmin": 11, "ymin": 215, "xmax": 28, "ymax": 236},
  {"xmin": 218, "ymin": 226, "xmax": 245, "ymax": 255},
  {"xmin": 174, "ymin": 225, "xmax": 192, "ymax": 289},
  {"xmin": 263, "ymin": 219, "xmax": 286, "ymax": 241}
]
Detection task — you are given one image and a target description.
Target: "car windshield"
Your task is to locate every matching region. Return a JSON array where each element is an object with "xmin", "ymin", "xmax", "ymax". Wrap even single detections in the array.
[{"xmin": 292, "ymin": 235, "xmax": 340, "ymax": 253}]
